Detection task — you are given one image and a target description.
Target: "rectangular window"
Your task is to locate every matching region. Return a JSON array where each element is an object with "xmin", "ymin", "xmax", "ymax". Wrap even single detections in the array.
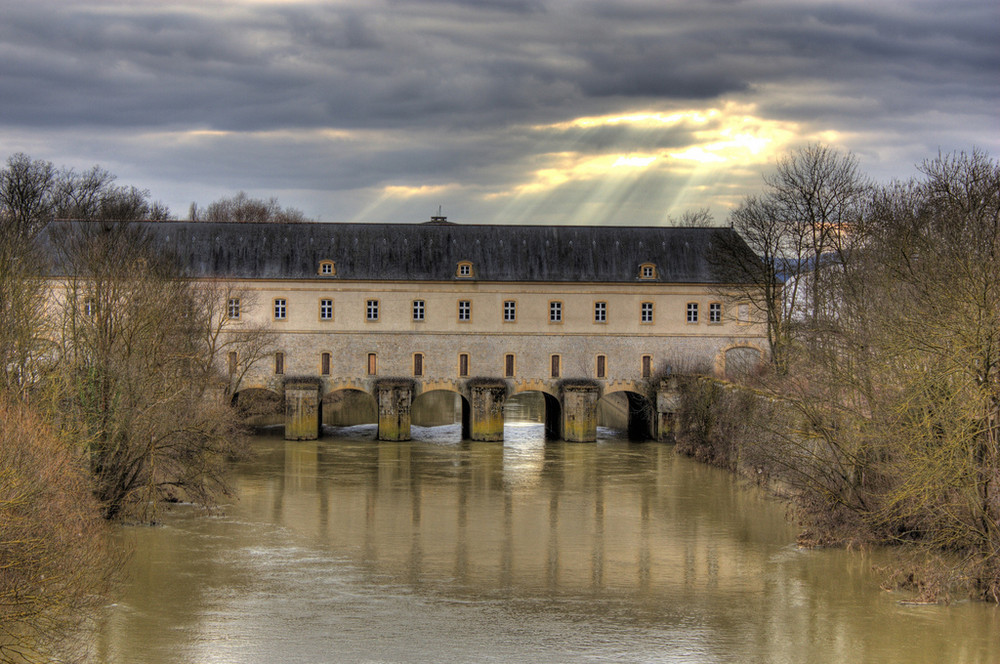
[
  {"xmin": 640, "ymin": 302, "xmax": 653, "ymax": 323},
  {"xmin": 505, "ymin": 354, "xmax": 515, "ymax": 378},
  {"xmin": 687, "ymin": 302, "xmax": 699, "ymax": 323},
  {"xmin": 412, "ymin": 300, "xmax": 425, "ymax": 321},
  {"xmin": 738, "ymin": 303, "xmax": 750, "ymax": 323},
  {"xmin": 709, "ymin": 302, "xmax": 722, "ymax": 324},
  {"xmin": 459, "ymin": 353, "xmax": 469, "ymax": 377},
  {"xmin": 84, "ymin": 298, "xmax": 96, "ymax": 317},
  {"xmin": 321, "ymin": 352, "xmax": 331, "ymax": 376},
  {"xmin": 227, "ymin": 298, "xmax": 240, "ymax": 320},
  {"xmin": 596, "ymin": 354, "xmax": 606, "ymax": 379},
  {"xmin": 320, "ymin": 298, "xmax": 333, "ymax": 321},
  {"xmin": 642, "ymin": 355, "xmax": 652, "ymax": 378},
  {"xmin": 367, "ymin": 353, "xmax": 377, "ymax": 375},
  {"xmin": 366, "ymin": 299, "xmax": 379, "ymax": 321},
  {"xmin": 274, "ymin": 298, "xmax": 286, "ymax": 320},
  {"xmin": 551, "ymin": 355, "xmax": 561, "ymax": 378},
  {"xmin": 458, "ymin": 300, "xmax": 471, "ymax": 322},
  {"xmin": 275, "ymin": 351, "xmax": 284, "ymax": 375},
  {"xmin": 503, "ymin": 300, "xmax": 516, "ymax": 322},
  {"xmin": 228, "ymin": 351, "xmax": 237, "ymax": 375},
  {"xmin": 549, "ymin": 301, "xmax": 562, "ymax": 323},
  {"xmin": 413, "ymin": 353, "xmax": 423, "ymax": 377},
  {"xmin": 594, "ymin": 301, "xmax": 607, "ymax": 323}
]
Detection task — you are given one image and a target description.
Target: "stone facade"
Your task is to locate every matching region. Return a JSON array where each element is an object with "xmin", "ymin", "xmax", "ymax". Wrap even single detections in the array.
[{"xmin": 43, "ymin": 219, "xmax": 768, "ymax": 442}]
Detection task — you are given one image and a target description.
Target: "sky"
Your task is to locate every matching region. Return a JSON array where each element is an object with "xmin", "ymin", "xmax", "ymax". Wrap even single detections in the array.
[{"xmin": 0, "ymin": 0, "xmax": 997, "ymax": 226}]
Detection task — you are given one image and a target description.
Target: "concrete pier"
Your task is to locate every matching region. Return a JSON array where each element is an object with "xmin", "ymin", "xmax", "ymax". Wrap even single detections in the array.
[
  {"xmin": 284, "ymin": 379, "xmax": 321, "ymax": 441},
  {"xmin": 467, "ymin": 380, "xmax": 507, "ymax": 442},
  {"xmin": 561, "ymin": 381, "xmax": 600, "ymax": 443},
  {"xmin": 376, "ymin": 379, "xmax": 414, "ymax": 441},
  {"xmin": 656, "ymin": 378, "xmax": 680, "ymax": 443}
]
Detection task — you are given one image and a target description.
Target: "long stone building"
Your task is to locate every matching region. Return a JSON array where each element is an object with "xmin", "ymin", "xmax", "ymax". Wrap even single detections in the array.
[{"xmin": 44, "ymin": 217, "xmax": 766, "ymax": 443}]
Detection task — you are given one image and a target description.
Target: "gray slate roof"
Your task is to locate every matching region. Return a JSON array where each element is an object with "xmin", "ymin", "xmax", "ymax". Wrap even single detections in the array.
[{"xmin": 42, "ymin": 220, "xmax": 740, "ymax": 283}]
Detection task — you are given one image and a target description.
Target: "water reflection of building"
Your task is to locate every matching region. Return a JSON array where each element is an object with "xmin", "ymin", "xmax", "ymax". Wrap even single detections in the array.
[{"xmin": 238, "ymin": 437, "xmax": 788, "ymax": 596}]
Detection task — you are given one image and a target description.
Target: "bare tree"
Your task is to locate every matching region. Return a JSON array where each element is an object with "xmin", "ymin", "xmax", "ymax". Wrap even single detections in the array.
[
  {"xmin": 49, "ymin": 221, "xmax": 266, "ymax": 521},
  {"xmin": 194, "ymin": 190, "xmax": 308, "ymax": 223},
  {"xmin": 711, "ymin": 144, "xmax": 868, "ymax": 373}
]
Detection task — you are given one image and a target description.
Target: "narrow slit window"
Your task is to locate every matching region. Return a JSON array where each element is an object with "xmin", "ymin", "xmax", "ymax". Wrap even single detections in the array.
[
  {"xmin": 596, "ymin": 354, "xmax": 606, "ymax": 379},
  {"xmin": 367, "ymin": 353, "xmax": 377, "ymax": 375},
  {"xmin": 413, "ymin": 353, "xmax": 424, "ymax": 377},
  {"xmin": 459, "ymin": 353, "xmax": 469, "ymax": 377},
  {"xmin": 641, "ymin": 355, "xmax": 652, "ymax": 378},
  {"xmin": 321, "ymin": 352, "xmax": 331, "ymax": 376},
  {"xmin": 228, "ymin": 351, "xmax": 237, "ymax": 375},
  {"xmin": 275, "ymin": 351, "xmax": 284, "ymax": 375},
  {"xmin": 505, "ymin": 354, "xmax": 515, "ymax": 378},
  {"xmin": 551, "ymin": 355, "xmax": 561, "ymax": 378}
]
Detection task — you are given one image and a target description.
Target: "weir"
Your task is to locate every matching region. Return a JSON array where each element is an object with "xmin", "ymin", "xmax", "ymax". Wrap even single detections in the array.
[{"xmin": 283, "ymin": 377, "xmax": 677, "ymax": 443}]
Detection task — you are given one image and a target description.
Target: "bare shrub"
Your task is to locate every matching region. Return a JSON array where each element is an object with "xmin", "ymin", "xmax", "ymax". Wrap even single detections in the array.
[{"xmin": 0, "ymin": 400, "xmax": 122, "ymax": 663}]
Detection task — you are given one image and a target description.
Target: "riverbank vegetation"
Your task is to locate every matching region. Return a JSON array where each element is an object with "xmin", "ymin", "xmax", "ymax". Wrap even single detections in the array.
[
  {"xmin": 0, "ymin": 153, "xmax": 278, "ymax": 660},
  {"xmin": 694, "ymin": 146, "xmax": 1000, "ymax": 603}
]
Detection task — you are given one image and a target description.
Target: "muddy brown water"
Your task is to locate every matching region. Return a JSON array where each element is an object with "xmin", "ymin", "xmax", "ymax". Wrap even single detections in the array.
[{"xmin": 97, "ymin": 419, "xmax": 998, "ymax": 663}]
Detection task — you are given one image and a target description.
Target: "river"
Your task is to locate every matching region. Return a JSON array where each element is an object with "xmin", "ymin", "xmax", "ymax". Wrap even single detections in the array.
[{"xmin": 96, "ymin": 414, "xmax": 998, "ymax": 663}]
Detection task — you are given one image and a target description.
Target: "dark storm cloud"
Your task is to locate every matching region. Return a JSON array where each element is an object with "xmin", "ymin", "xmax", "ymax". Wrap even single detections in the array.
[
  {"xmin": 2, "ymin": 0, "xmax": 995, "ymax": 131},
  {"xmin": 0, "ymin": 0, "xmax": 996, "ymax": 222}
]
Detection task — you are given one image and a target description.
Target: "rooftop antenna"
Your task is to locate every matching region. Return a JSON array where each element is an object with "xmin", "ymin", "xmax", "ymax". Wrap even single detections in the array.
[{"xmin": 429, "ymin": 205, "xmax": 449, "ymax": 224}]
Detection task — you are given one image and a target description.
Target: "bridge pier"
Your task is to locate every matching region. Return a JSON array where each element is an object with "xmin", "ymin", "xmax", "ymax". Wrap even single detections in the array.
[
  {"xmin": 284, "ymin": 379, "xmax": 322, "ymax": 441},
  {"xmin": 466, "ymin": 380, "xmax": 507, "ymax": 442},
  {"xmin": 376, "ymin": 380, "xmax": 414, "ymax": 441},
  {"xmin": 656, "ymin": 377, "xmax": 680, "ymax": 443},
  {"xmin": 561, "ymin": 381, "xmax": 600, "ymax": 443}
]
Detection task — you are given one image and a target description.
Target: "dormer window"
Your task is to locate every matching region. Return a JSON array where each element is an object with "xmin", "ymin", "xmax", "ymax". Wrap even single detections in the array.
[
  {"xmin": 456, "ymin": 261, "xmax": 473, "ymax": 278},
  {"xmin": 318, "ymin": 260, "xmax": 335, "ymax": 276},
  {"xmin": 639, "ymin": 263, "xmax": 657, "ymax": 279}
]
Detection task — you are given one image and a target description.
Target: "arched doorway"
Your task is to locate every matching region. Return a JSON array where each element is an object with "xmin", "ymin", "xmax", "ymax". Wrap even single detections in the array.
[{"xmin": 724, "ymin": 346, "xmax": 763, "ymax": 380}]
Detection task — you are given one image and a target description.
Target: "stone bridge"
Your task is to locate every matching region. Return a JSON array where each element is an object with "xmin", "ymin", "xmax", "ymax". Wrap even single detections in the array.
[{"xmin": 243, "ymin": 375, "xmax": 681, "ymax": 444}]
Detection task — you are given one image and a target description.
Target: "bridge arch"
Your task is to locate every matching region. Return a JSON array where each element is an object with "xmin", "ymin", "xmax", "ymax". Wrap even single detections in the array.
[
  {"xmin": 411, "ymin": 388, "xmax": 467, "ymax": 429},
  {"xmin": 505, "ymin": 389, "xmax": 562, "ymax": 441},
  {"xmin": 322, "ymin": 386, "xmax": 377, "ymax": 427},
  {"xmin": 597, "ymin": 389, "xmax": 655, "ymax": 441},
  {"xmin": 232, "ymin": 387, "xmax": 283, "ymax": 427}
]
